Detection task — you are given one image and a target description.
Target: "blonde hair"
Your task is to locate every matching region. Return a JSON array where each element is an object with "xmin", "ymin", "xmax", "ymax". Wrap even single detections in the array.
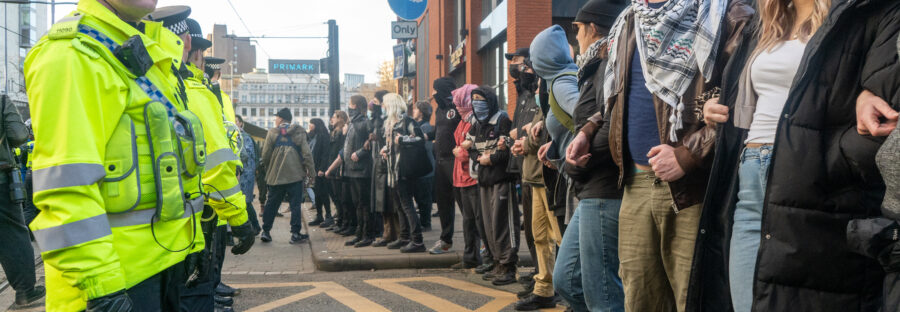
[
  {"xmin": 331, "ymin": 110, "xmax": 349, "ymax": 136},
  {"xmin": 756, "ymin": 0, "xmax": 831, "ymax": 52},
  {"xmin": 382, "ymin": 93, "xmax": 406, "ymax": 134}
]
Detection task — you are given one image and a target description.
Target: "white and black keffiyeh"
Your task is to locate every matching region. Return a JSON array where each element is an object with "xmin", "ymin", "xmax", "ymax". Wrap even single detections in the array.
[
  {"xmin": 577, "ymin": 38, "xmax": 608, "ymax": 79},
  {"xmin": 603, "ymin": 0, "xmax": 727, "ymax": 142}
]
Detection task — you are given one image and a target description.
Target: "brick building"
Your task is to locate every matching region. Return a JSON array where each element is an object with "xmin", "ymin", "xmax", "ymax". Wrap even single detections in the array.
[{"xmin": 407, "ymin": 0, "xmax": 590, "ymax": 115}]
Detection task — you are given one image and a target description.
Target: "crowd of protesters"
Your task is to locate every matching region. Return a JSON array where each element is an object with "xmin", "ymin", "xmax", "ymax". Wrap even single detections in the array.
[{"xmin": 235, "ymin": 0, "xmax": 900, "ymax": 310}]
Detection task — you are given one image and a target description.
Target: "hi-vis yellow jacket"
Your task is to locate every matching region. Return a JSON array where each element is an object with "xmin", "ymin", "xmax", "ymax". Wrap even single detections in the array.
[
  {"xmin": 24, "ymin": 1, "xmax": 205, "ymax": 310},
  {"xmin": 184, "ymin": 64, "xmax": 247, "ymax": 226}
]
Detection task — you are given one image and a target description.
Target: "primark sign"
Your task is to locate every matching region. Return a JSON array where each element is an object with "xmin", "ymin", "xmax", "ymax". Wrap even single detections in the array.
[{"xmin": 269, "ymin": 59, "xmax": 321, "ymax": 74}]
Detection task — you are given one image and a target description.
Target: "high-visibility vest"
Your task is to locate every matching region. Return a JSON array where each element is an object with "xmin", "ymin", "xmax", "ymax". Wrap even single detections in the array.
[{"xmin": 25, "ymin": 2, "xmax": 206, "ymax": 310}]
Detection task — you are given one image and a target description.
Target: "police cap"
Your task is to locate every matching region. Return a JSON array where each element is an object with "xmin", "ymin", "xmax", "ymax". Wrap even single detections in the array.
[
  {"xmin": 204, "ymin": 57, "xmax": 226, "ymax": 77},
  {"xmin": 186, "ymin": 18, "xmax": 212, "ymax": 51},
  {"xmin": 145, "ymin": 5, "xmax": 191, "ymax": 35}
]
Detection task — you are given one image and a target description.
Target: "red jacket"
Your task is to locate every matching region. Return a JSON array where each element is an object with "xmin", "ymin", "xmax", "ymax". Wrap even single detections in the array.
[{"xmin": 453, "ymin": 120, "xmax": 476, "ymax": 187}]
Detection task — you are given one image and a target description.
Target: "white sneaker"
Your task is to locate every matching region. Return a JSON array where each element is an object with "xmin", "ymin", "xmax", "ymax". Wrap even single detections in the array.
[{"xmin": 428, "ymin": 240, "xmax": 452, "ymax": 254}]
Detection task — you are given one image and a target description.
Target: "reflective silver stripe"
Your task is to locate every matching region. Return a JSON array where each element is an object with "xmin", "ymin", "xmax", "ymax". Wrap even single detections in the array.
[
  {"xmin": 33, "ymin": 214, "xmax": 112, "ymax": 252},
  {"xmin": 33, "ymin": 163, "xmax": 106, "ymax": 192},
  {"xmin": 205, "ymin": 148, "xmax": 238, "ymax": 169},
  {"xmin": 107, "ymin": 197, "xmax": 203, "ymax": 228},
  {"xmin": 208, "ymin": 184, "xmax": 241, "ymax": 201}
]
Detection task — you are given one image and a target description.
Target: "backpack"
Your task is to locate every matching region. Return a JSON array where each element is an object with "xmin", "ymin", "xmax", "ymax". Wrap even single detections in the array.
[
  {"xmin": 274, "ymin": 127, "xmax": 304, "ymax": 162},
  {"xmin": 549, "ymin": 72, "xmax": 578, "ymax": 133}
]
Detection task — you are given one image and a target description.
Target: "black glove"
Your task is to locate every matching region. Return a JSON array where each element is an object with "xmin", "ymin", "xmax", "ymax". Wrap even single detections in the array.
[
  {"xmin": 184, "ymin": 251, "xmax": 209, "ymax": 288},
  {"xmin": 231, "ymin": 222, "xmax": 256, "ymax": 255},
  {"xmin": 86, "ymin": 290, "xmax": 133, "ymax": 312}
]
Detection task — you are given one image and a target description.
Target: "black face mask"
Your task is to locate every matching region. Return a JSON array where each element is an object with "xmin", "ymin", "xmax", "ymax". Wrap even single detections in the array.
[
  {"xmin": 518, "ymin": 72, "xmax": 538, "ymax": 92},
  {"xmin": 349, "ymin": 108, "xmax": 362, "ymax": 120},
  {"xmin": 509, "ymin": 64, "xmax": 523, "ymax": 80}
]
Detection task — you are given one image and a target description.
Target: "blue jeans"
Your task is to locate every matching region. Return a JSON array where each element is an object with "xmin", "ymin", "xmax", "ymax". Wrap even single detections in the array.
[
  {"xmin": 554, "ymin": 198, "xmax": 624, "ymax": 312},
  {"xmin": 729, "ymin": 146, "xmax": 773, "ymax": 312}
]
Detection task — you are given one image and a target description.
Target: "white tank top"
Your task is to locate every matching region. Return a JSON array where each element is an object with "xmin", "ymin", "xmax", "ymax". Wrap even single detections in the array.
[{"xmin": 745, "ymin": 40, "xmax": 807, "ymax": 144}]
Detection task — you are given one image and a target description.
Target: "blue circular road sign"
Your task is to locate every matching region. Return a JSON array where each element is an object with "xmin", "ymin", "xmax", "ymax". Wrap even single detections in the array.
[{"xmin": 388, "ymin": 0, "xmax": 429, "ymax": 21}]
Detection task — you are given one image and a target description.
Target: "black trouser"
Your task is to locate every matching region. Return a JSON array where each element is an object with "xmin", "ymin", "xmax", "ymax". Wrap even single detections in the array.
[
  {"xmin": 433, "ymin": 158, "xmax": 455, "ymax": 244},
  {"xmin": 350, "ymin": 177, "xmax": 375, "ymax": 239},
  {"xmin": 181, "ymin": 217, "xmax": 219, "ymax": 311},
  {"xmin": 23, "ymin": 171, "xmax": 37, "ymax": 225},
  {"xmin": 413, "ymin": 175, "xmax": 433, "ymax": 228},
  {"xmin": 480, "ymin": 182, "xmax": 520, "ymax": 266},
  {"xmin": 0, "ymin": 180, "xmax": 36, "ymax": 294},
  {"xmin": 521, "ymin": 184, "xmax": 538, "ymax": 275},
  {"xmin": 129, "ymin": 256, "xmax": 191, "ymax": 312},
  {"xmin": 313, "ymin": 176, "xmax": 332, "ymax": 220},
  {"xmin": 394, "ymin": 180, "xmax": 423, "ymax": 244},
  {"xmin": 262, "ymin": 181, "xmax": 304, "ymax": 234},
  {"xmin": 213, "ymin": 225, "xmax": 227, "ymax": 288},
  {"xmin": 245, "ymin": 197, "xmax": 261, "ymax": 233},
  {"xmin": 335, "ymin": 179, "xmax": 356, "ymax": 228},
  {"xmin": 256, "ymin": 173, "xmax": 268, "ymax": 208},
  {"xmin": 455, "ymin": 185, "xmax": 482, "ymax": 265}
]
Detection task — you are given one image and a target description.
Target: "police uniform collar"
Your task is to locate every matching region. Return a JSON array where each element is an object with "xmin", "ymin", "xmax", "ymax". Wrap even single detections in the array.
[{"xmin": 76, "ymin": 0, "xmax": 172, "ymax": 64}]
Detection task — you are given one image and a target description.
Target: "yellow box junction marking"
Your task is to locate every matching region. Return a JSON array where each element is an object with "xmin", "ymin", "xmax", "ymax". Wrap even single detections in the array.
[{"xmin": 231, "ymin": 281, "xmax": 389, "ymax": 312}]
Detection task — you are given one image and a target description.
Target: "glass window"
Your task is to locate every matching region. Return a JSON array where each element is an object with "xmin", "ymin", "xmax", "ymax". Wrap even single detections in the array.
[
  {"xmin": 311, "ymin": 109, "xmax": 317, "ymax": 117},
  {"xmin": 294, "ymin": 108, "xmax": 300, "ymax": 116},
  {"xmin": 268, "ymin": 108, "xmax": 274, "ymax": 116},
  {"xmin": 251, "ymin": 108, "xmax": 257, "ymax": 117},
  {"xmin": 320, "ymin": 109, "xmax": 326, "ymax": 116},
  {"xmin": 303, "ymin": 108, "xmax": 309, "ymax": 117},
  {"xmin": 242, "ymin": 108, "xmax": 247, "ymax": 116}
]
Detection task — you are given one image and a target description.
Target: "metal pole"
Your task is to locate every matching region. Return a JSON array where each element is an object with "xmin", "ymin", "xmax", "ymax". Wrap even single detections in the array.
[
  {"xmin": 327, "ymin": 19, "xmax": 339, "ymax": 116},
  {"xmin": 4, "ymin": 3, "xmax": 9, "ymax": 94},
  {"xmin": 51, "ymin": 0, "xmax": 55, "ymax": 23}
]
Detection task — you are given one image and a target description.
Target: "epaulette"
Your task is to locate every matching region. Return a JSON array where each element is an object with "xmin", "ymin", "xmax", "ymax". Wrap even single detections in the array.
[{"xmin": 48, "ymin": 13, "xmax": 84, "ymax": 40}]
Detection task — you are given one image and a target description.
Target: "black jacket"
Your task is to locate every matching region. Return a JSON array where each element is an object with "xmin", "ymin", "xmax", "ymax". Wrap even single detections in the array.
[
  {"xmin": 310, "ymin": 132, "xmax": 331, "ymax": 173},
  {"xmin": 328, "ymin": 129, "xmax": 345, "ymax": 177},
  {"xmin": 434, "ymin": 105, "xmax": 460, "ymax": 160},
  {"xmin": 468, "ymin": 113, "xmax": 514, "ymax": 187},
  {"xmin": 388, "ymin": 116, "xmax": 427, "ymax": 180},
  {"xmin": 565, "ymin": 55, "xmax": 622, "ymax": 200},
  {"xmin": 0, "ymin": 96, "xmax": 27, "ymax": 167},
  {"xmin": 343, "ymin": 114, "xmax": 372, "ymax": 178},
  {"xmin": 686, "ymin": 1, "xmax": 900, "ymax": 311}
]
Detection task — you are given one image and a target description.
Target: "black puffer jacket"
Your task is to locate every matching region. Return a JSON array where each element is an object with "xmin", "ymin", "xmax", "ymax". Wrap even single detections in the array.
[
  {"xmin": 685, "ymin": 0, "xmax": 900, "ymax": 311},
  {"xmin": 343, "ymin": 112, "xmax": 372, "ymax": 178}
]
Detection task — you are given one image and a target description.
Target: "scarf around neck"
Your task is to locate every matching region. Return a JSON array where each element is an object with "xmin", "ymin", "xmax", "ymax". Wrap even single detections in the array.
[
  {"xmin": 603, "ymin": 0, "xmax": 727, "ymax": 142},
  {"xmin": 577, "ymin": 38, "xmax": 608, "ymax": 79}
]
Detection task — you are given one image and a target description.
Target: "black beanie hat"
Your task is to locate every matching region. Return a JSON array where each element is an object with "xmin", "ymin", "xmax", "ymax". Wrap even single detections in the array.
[
  {"xmin": 433, "ymin": 77, "xmax": 456, "ymax": 109},
  {"xmin": 276, "ymin": 108, "xmax": 292, "ymax": 122},
  {"xmin": 575, "ymin": 0, "xmax": 628, "ymax": 30}
]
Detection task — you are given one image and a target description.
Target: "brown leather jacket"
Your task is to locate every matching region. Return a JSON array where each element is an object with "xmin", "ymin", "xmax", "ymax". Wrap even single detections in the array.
[{"xmin": 581, "ymin": 0, "xmax": 753, "ymax": 210}]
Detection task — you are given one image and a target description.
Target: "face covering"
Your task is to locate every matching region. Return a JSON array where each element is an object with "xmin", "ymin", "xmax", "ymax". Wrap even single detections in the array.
[
  {"xmin": 519, "ymin": 72, "xmax": 538, "ymax": 92},
  {"xmin": 349, "ymin": 108, "xmax": 362, "ymax": 120},
  {"xmin": 509, "ymin": 64, "xmax": 523, "ymax": 80},
  {"xmin": 472, "ymin": 100, "xmax": 491, "ymax": 122}
]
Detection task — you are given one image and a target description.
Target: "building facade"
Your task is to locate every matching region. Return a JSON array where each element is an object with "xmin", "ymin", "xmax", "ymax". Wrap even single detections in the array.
[
  {"xmin": 2, "ymin": 2, "xmax": 48, "ymax": 116},
  {"xmin": 410, "ymin": 0, "xmax": 587, "ymax": 115},
  {"xmin": 344, "ymin": 73, "xmax": 365, "ymax": 90},
  {"xmin": 206, "ymin": 24, "xmax": 258, "ymax": 94}
]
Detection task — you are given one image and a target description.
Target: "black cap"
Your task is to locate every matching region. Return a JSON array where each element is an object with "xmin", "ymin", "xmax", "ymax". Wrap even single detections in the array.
[
  {"xmin": 204, "ymin": 57, "xmax": 225, "ymax": 77},
  {"xmin": 504, "ymin": 47, "xmax": 530, "ymax": 61},
  {"xmin": 146, "ymin": 6, "xmax": 191, "ymax": 35},
  {"xmin": 276, "ymin": 108, "xmax": 293, "ymax": 122},
  {"xmin": 575, "ymin": 0, "xmax": 628, "ymax": 30},
  {"xmin": 186, "ymin": 19, "xmax": 212, "ymax": 51}
]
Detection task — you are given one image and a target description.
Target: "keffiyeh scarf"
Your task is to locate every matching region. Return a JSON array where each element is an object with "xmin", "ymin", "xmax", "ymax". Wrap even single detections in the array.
[
  {"xmin": 603, "ymin": 0, "xmax": 727, "ymax": 142},
  {"xmin": 576, "ymin": 38, "xmax": 608, "ymax": 79}
]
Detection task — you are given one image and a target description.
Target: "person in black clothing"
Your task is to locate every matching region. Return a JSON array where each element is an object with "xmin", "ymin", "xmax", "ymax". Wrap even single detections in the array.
[
  {"xmin": 428, "ymin": 77, "xmax": 460, "ymax": 255},
  {"xmin": 307, "ymin": 118, "xmax": 332, "ymax": 227},
  {"xmin": 411, "ymin": 101, "xmax": 436, "ymax": 233},
  {"xmin": 0, "ymin": 95, "xmax": 44, "ymax": 308},
  {"xmin": 369, "ymin": 91, "xmax": 398, "ymax": 248},
  {"xmin": 342, "ymin": 95, "xmax": 376, "ymax": 247},
  {"xmin": 325, "ymin": 110, "xmax": 350, "ymax": 232},
  {"xmin": 467, "ymin": 87, "xmax": 520, "ymax": 286}
]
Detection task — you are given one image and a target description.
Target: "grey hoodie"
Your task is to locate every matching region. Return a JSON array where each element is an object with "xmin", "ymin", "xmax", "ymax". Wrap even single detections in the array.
[{"xmin": 530, "ymin": 25, "xmax": 581, "ymax": 163}]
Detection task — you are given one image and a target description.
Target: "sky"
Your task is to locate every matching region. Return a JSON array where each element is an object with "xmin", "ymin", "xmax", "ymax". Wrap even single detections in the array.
[{"xmin": 50, "ymin": 0, "xmax": 400, "ymax": 83}]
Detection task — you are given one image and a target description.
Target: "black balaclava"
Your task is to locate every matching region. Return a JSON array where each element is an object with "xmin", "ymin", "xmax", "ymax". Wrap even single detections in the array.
[
  {"xmin": 433, "ymin": 77, "xmax": 457, "ymax": 109},
  {"xmin": 471, "ymin": 87, "xmax": 499, "ymax": 123},
  {"xmin": 512, "ymin": 59, "xmax": 538, "ymax": 95}
]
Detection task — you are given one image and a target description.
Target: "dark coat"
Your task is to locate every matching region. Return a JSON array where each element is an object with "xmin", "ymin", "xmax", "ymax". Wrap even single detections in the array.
[
  {"xmin": 342, "ymin": 114, "xmax": 372, "ymax": 178},
  {"xmin": 685, "ymin": 0, "xmax": 900, "ymax": 311}
]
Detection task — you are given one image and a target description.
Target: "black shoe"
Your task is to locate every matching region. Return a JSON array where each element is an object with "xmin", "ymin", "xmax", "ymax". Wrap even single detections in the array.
[
  {"xmin": 475, "ymin": 263, "xmax": 495, "ymax": 274},
  {"xmin": 276, "ymin": 212, "xmax": 284, "ymax": 217},
  {"xmin": 450, "ymin": 262, "xmax": 479, "ymax": 269},
  {"xmin": 260, "ymin": 231, "xmax": 272, "ymax": 242},
  {"xmin": 400, "ymin": 242, "xmax": 426, "ymax": 253},
  {"xmin": 518, "ymin": 271, "xmax": 536, "ymax": 284},
  {"xmin": 354, "ymin": 238, "xmax": 374, "ymax": 247},
  {"xmin": 493, "ymin": 267, "xmax": 518, "ymax": 286},
  {"xmin": 339, "ymin": 228, "xmax": 358, "ymax": 237},
  {"xmin": 319, "ymin": 218, "xmax": 334, "ymax": 228},
  {"xmin": 372, "ymin": 239, "xmax": 390, "ymax": 247},
  {"xmin": 216, "ymin": 283, "xmax": 240, "ymax": 297},
  {"xmin": 14, "ymin": 286, "xmax": 45, "ymax": 307},
  {"xmin": 483, "ymin": 266, "xmax": 502, "ymax": 280},
  {"xmin": 290, "ymin": 233, "xmax": 309, "ymax": 244},
  {"xmin": 215, "ymin": 303, "xmax": 235, "ymax": 312},
  {"xmin": 422, "ymin": 225, "xmax": 432, "ymax": 232},
  {"xmin": 214, "ymin": 295, "xmax": 234, "ymax": 306},
  {"xmin": 308, "ymin": 218, "xmax": 323, "ymax": 226},
  {"xmin": 431, "ymin": 212, "xmax": 439, "ymax": 217},
  {"xmin": 345, "ymin": 237, "xmax": 361, "ymax": 246},
  {"xmin": 514, "ymin": 294, "xmax": 556, "ymax": 311},
  {"xmin": 517, "ymin": 283, "xmax": 535, "ymax": 299},
  {"xmin": 387, "ymin": 239, "xmax": 409, "ymax": 249}
]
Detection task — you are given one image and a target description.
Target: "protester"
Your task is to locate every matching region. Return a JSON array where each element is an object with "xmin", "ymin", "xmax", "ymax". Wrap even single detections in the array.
[
  {"xmin": 343, "ymin": 95, "xmax": 377, "ymax": 247},
  {"xmin": 449, "ymin": 84, "xmax": 484, "ymax": 269},
  {"xmin": 688, "ymin": 0, "xmax": 900, "ymax": 310},
  {"xmin": 592, "ymin": 0, "xmax": 752, "ymax": 309},
  {"xmin": 369, "ymin": 91, "xmax": 398, "ymax": 248},
  {"xmin": 307, "ymin": 118, "xmax": 333, "ymax": 227},
  {"xmin": 325, "ymin": 111, "xmax": 350, "ymax": 234},
  {"xmin": 412, "ymin": 101, "xmax": 437, "ymax": 238},
  {"xmin": 260, "ymin": 108, "xmax": 316, "ymax": 244},
  {"xmin": 467, "ymin": 87, "xmax": 519, "ymax": 286},
  {"xmin": 430, "ymin": 77, "xmax": 460, "ymax": 254},
  {"xmin": 556, "ymin": 1, "xmax": 628, "ymax": 311},
  {"xmin": 236, "ymin": 115, "xmax": 262, "ymax": 235}
]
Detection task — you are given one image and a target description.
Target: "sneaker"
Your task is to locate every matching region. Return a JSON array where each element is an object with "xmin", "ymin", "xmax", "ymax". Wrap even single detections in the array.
[
  {"xmin": 475, "ymin": 262, "xmax": 495, "ymax": 274},
  {"xmin": 354, "ymin": 238, "xmax": 374, "ymax": 248},
  {"xmin": 307, "ymin": 218, "xmax": 323, "ymax": 226},
  {"xmin": 14, "ymin": 286, "xmax": 45, "ymax": 307},
  {"xmin": 215, "ymin": 303, "xmax": 235, "ymax": 312},
  {"xmin": 427, "ymin": 240, "xmax": 452, "ymax": 255},
  {"xmin": 260, "ymin": 231, "xmax": 272, "ymax": 243},
  {"xmin": 344, "ymin": 237, "xmax": 361, "ymax": 246},
  {"xmin": 493, "ymin": 266, "xmax": 518, "ymax": 286},
  {"xmin": 216, "ymin": 283, "xmax": 240, "ymax": 297},
  {"xmin": 387, "ymin": 239, "xmax": 409, "ymax": 249},
  {"xmin": 290, "ymin": 233, "xmax": 309, "ymax": 244},
  {"xmin": 319, "ymin": 218, "xmax": 334, "ymax": 228},
  {"xmin": 514, "ymin": 294, "xmax": 556, "ymax": 311},
  {"xmin": 372, "ymin": 239, "xmax": 390, "ymax": 247},
  {"xmin": 214, "ymin": 295, "xmax": 234, "ymax": 306},
  {"xmin": 339, "ymin": 228, "xmax": 357, "ymax": 237},
  {"xmin": 400, "ymin": 242, "xmax": 426, "ymax": 253},
  {"xmin": 450, "ymin": 262, "xmax": 479, "ymax": 269}
]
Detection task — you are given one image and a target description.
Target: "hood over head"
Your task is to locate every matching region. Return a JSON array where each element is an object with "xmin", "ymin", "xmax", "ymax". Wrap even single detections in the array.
[
  {"xmin": 452, "ymin": 84, "xmax": 479, "ymax": 120},
  {"xmin": 471, "ymin": 86, "xmax": 499, "ymax": 123},
  {"xmin": 530, "ymin": 25, "xmax": 579, "ymax": 80},
  {"xmin": 433, "ymin": 77, "xmax": 457, "ymax": 109}
]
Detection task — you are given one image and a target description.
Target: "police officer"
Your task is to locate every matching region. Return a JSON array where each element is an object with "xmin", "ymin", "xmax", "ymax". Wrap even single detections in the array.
[
  {"xmin": 0, "ymin": 95, "xmax": 44, "ymax": 309},
  {"xmin": 148, "ymin": 8, "xmax": 255, "ymax": 312}
]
